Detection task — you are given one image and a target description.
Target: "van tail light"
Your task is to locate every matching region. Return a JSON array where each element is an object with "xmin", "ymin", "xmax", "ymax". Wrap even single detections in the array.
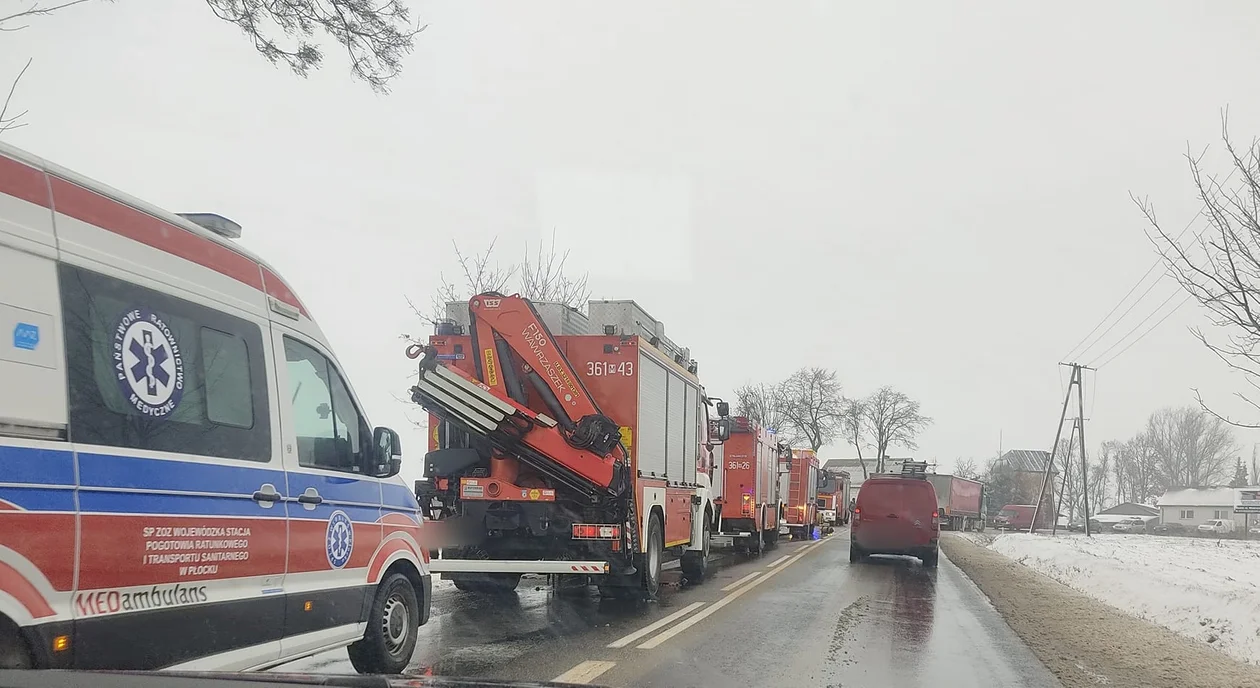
[
  {"xmin": 852, "ymin": 506, "xmax": 861, "ymax": 525},
  {"xmin": 932, "ymin": 510, "xmax": 941, "ymax": 528}
]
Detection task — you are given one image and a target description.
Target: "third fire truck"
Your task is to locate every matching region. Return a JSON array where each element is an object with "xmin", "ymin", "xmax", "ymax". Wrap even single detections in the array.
[
  {"xmin": 409, "ymin": 295, "xmax": 731, "ymax": 599},
  {"xmin": 783, "ymin": 449, "xmax": 821, "ymax": 540}
]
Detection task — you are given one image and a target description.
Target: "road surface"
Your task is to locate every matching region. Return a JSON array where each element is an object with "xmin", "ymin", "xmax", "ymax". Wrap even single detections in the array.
[{"xmin": 278, "ymin": 531, "xmax": 1061, "ymax": 687}]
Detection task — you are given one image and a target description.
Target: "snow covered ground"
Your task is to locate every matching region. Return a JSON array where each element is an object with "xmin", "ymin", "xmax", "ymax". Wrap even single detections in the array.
[{"xmin": 958, "ymin": 531, "xmax": 1260, "ymax": 666}]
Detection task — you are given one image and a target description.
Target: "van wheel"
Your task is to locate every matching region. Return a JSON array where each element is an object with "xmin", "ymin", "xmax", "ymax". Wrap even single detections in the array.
[
  {"xmin": 348, "ymin": 573, "xmax": 420, "ymax": 675},
  {"xmin": 0, "ymin": 621, "xmax": 33, "ymax": 669},
  {"xmin": 680, "ymin": 511, "xmax": 711, "ymax": 582},
  {"xmin": 849, "ymin": 543, "xmax": 865, "ymax": 564},
  {"xmin": 921, "ymin": 550, "xmax": 939, "ymax": 569},
  {"xmin": 642, "ymin": 513, "xmax": 664, "ymax": 600}
]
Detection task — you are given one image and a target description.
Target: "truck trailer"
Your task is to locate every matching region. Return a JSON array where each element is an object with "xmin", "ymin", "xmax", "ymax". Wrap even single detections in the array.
[
  {"xmin": 409, "ymin": 295, "xmax": 731, "ymax": 600},
  {"xmin": 711, "ymin": 416, "xmax": 784, "ymax": 555},
  {"xmin": 925, "ymin": 474, "xmax": 985, "ymax": 531},
  {"xmin": 784, "ymin": 449, "xmax": 821, "ymax": 540}
]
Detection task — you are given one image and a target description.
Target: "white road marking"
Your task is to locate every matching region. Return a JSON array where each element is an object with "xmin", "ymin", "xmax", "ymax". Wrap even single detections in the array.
[
  {"xmin": 720, "ymin": 570, "xmax": 762, "ymax": 592},
  {"xmin": 766, "ymin": 555, "xmax": 790, "ymax": 568},
  {"xmin": 553, "ymin": 660, "xmax": 617, "ymax": 684},
  {"xmin": 637, "ymin": 539, "xmax": 830, "ymax": 650},
  {"xmin": 606, "ymin": 601, "xmax": 706, "ymax": 648}
]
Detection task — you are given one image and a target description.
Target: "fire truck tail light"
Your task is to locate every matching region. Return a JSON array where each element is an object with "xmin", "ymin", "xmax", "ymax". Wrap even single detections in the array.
[{"xmin": 572, "ymin": 524, "xmax": 621, "ymax": 539}]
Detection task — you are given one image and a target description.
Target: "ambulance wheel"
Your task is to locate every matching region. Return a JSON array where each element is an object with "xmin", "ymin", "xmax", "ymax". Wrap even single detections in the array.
[
  {"xmin": 641, "ymin": 513, "xmax": 664, "ymax": 600},
  {"xmin": 0, "ymin": 620, "xmax": 33, "ymax": 669},
  {"xmin": 680, "ymin": 511, "xmax": 711, "ymax": 582},
  {"xmin": 348, "ymin": 573, "xmax": 419, "ymax": 675}
]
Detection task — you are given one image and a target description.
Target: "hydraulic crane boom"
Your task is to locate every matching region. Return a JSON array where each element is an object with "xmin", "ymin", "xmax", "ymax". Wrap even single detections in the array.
[{"xmin": 409, "ymin": 293, "xmax": 630, "ymax": 498}]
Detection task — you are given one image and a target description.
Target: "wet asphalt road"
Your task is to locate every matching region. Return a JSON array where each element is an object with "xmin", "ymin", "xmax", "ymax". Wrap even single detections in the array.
[{"xmin": 278, "ymin": 530, "xmax": 1060, "ymax": 687}]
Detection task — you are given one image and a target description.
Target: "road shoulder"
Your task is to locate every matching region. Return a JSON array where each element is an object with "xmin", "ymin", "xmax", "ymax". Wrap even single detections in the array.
[{"xmin": 942, "ymin": 533, "xmax": 1260, "ymax": 688}]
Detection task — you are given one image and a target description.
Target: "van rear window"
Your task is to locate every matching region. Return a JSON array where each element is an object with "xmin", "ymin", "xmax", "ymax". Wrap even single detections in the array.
[{"xmin": 59, "ymin": 264, "xmax": 270, "ymax": 461}]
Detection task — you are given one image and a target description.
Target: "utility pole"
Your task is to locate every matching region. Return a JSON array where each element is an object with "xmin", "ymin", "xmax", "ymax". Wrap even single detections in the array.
[
  {"xmin": 1032, "ymin": 362, "xmax": 1095, "ymax": 536},
  {"xmin": 1077, "ymin": 369, "xmax": 1091, "ymax": 535},
  {"xmin": 1051, "ymin": 418, "xmax": 1078, "ymax": 536}
]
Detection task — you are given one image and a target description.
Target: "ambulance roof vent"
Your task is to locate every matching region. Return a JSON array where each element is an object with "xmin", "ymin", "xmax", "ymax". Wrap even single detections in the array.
[{"xmin": 178, "ymin": 213, "xmax": 242, "ymax": 239}]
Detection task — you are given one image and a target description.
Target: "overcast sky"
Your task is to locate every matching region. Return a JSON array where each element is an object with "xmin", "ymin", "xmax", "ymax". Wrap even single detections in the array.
[{"xmin": 9, "ymin": 1, "xmax": 1260, "ymax": 485}]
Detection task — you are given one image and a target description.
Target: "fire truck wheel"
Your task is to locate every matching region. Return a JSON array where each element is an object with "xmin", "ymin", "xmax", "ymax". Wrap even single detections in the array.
[
  {"xmin": 680, "ymin": 511, "xmax": 711, "ymax": 581},
  {"xmin": 642, "ymin": 513, "xmax": 664, "ymax": 599},
  {"xmin": 348, "ymin": 573, "xmax": 420, "ymax": 675},
  {"xmin": 0, "ymin": 619, "xmax": 33, "ymax": 669}
]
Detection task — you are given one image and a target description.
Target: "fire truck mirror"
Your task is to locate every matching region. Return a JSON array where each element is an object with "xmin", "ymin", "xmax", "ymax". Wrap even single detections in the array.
[
  {"xmin": 711, "ymin": 417, "xmax": 732, "ymax": 442},
  {"xmin": 715, "ymin": 400, "xmax": 730, "ymax": 417}
]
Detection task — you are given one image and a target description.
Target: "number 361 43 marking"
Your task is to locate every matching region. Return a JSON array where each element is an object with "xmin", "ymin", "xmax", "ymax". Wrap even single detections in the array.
[{"xmin": 586, "ymin": 361, "xmax": 634, "ymax": 377}]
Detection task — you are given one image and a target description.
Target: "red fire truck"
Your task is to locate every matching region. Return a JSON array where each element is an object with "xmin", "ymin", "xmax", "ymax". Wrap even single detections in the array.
[
  {"xmin": 410, "ymin": 296, "xmax": 731, "ymax": 599},
  {"xmin": 784, "ymin": 449, "xmax": 821, "ymax": 540},
  {"xmin": 711, "ymin": 416, "xmax": 785, "ymax": 555}
]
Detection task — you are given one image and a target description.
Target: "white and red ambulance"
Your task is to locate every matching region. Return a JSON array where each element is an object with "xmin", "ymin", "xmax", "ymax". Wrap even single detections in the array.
[{"xmin": 0, "ymin": 141, "xmax": 430, "ymax": 673}]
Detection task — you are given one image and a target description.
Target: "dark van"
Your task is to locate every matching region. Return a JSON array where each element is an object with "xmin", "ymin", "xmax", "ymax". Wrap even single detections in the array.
[{"xmin": 849, "ymin": 463, "xmax": 940, "ymax": 567}]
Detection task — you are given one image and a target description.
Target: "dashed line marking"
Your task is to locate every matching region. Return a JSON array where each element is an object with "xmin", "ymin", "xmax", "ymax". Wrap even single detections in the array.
[
  {"xmin": 721, "ymin": 570, "xmax": 762, "ymax": 592},
  {"xmin": 766, "ymin": 554, "xmax": 790, "ymax": 568},
  {"xmin": 606, "ymin": 601, "xmax": 705, "ymax": 648},
  {"xmin": 637, "ymin": 539, "xmax": 831, "ymax": 650},
  {"xmin": 553, "ymin": 660, "xmax": 617, "ymax": 684}
]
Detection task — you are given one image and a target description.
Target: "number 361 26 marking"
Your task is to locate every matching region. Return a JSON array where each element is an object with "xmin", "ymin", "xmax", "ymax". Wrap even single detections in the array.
[{"xmin": 586, "ymin": 361, "xmax": 634, "ymax": 377}]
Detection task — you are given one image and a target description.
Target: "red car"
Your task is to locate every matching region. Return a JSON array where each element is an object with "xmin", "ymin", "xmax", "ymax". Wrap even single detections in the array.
[{"xmin": 850, "ymin": 462, "xmax": 940, "ymax": 568}]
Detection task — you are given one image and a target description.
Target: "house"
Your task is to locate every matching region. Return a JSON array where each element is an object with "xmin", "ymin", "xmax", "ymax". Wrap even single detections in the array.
[
  {"xmin": 1156, "ymin": 488, "xmax": 1254, "ymax": 528},
  {"xmin": 987, "ymin": 443, "xmax": 1058, "ymax": 514},
  {"xmin": 1094, "ymin": 502, "xmax": 1159, "ymax": 528}
]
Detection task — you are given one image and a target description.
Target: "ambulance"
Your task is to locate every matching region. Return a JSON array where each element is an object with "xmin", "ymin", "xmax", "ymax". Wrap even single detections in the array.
[{"xmin": 0, "ymin": 141, "xmax": 430, "ymax": 673}]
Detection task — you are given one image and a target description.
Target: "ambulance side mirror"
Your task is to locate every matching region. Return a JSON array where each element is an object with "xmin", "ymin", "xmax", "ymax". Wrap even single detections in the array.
[{"xmin": 374, "ymin": 426, "xmax": 403, "ymax": 478}]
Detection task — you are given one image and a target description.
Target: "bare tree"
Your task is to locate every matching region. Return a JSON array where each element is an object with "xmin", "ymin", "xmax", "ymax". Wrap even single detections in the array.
[
  {"xmin": 405, "ymin": 238, "xmax": 517, "ymax": 335},
  {"xmin": 838, "ymin": 397, "xmax": 869, "ymax": 479},
  {"xmin": 0, "ymin": 59, "xmax": 32, "ymax": 135},
  {"xmin": 518, "ymin": 230, "xmax": 591, "ymax": 307},
  {"xmin": 0, "ymin": 0, "xmax": 420, "ymax": 126},
  {"xmin": 777, "ymin": 367, "xmax": 843, "ymax": 452},
  {"xmin": 953, "ymin": 458, "xmax": 979, "ymax": 480},
  {"xmin": 1140, "ymin": 114, "xmax": 1260, "ymax": 427},
  {"xmin": 208, "ymin": 0, "xmax": 424, "ymax": 92},
  {"xmin": 1143, "ymin": 405, "xmax": 1236, "ymax": 488},
  {"xmin": 734, "ymin": 382, "xmax": 796, "ymax": 443},
  {"xmin": 0, "ymin": 1, "xmax": 99, "ymax": 136},
  {"xmin": 862, "ymin": 386, "xmax": 932, "ymax": 473}
]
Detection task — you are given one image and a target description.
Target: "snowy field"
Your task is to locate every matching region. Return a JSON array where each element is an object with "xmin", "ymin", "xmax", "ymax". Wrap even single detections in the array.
[{"xmin": 958, "ymin": 531, "xmax": 1260, "ymax": 666}]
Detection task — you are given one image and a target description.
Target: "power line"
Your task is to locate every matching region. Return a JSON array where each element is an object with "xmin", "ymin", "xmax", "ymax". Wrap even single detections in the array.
[
  {"xmin": 1063, "ymin": 165, "xmax": 1238, "ymax": 362},
  {"xmin": 1093, "ymin": 293, "xmax": 1195, "ymax": 369},
  {"xmin": 1062, "ymin": 212, "xmax": 1198, "ymax": 362}
]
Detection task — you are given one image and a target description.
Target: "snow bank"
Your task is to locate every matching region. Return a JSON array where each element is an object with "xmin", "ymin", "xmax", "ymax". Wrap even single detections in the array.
[{"xmin": 973, "ymin": 532, "xmax": 1260, "ymax": 666}]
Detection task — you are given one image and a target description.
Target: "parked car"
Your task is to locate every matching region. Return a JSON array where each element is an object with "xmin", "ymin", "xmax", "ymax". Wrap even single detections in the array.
[
  {"xmin": 850, "ymin": 462, "xmax": 940, "ymax": 568},
  {"xmin": 1153, "ymin": 522, "xmax": 1187, "ymax": 535},
  {"xmin": 1198, "ymin": 519, "xmax": 1237, "ymax": 536},
  {"xmin": 1112, "ymin": 518, "xmax": 1148, "ymax": 533}
]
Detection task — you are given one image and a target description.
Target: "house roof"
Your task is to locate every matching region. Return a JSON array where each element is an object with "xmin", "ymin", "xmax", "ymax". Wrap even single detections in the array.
[
  {"xmin": 1097, "ymin": 502, "xmax": 1159, "ymax": 517},
  {"xmin": 1157, "ymin": 487, "xmax": 1243, "ymax": 508},
  {"xmin": 1000, "ymin": 449, "xmax": 1053, "ymax": 473},
  {"xmin": 822, "ymin": 458, "xmax": 861, "ymax": 472}
]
